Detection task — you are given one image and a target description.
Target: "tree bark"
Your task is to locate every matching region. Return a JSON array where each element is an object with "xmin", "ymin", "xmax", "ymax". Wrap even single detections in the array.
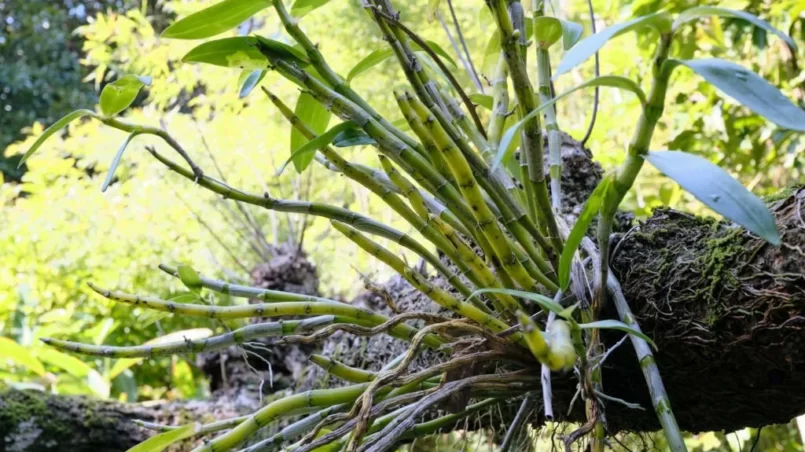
[{"xmin": 2, "ymin": 139, "xmax": 802, "ymax": 449}]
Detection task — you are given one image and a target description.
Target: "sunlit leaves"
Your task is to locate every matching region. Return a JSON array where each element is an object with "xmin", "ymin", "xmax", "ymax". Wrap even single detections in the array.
[
  {"xmin": 161, "ymin": 0, "xmax": 269, "ymax": 40},
  {"xmin": 36, "ymin": 348, "xmax": 92, "ymax": 378},
  {"xmin": 645, "ymin": 151, "xmax": 780, "ymax": 245},
  {"xmin": 533, "ymin": 17, "xmax": 563, "ymax": 48},
  {"xmin": 17, "ymin": 109, "xmax": 95, "ymax": 167},
  {"xmin": 99, "ymin": 75, "xmax": 151, "ymax": 117},
  {"xmin": 559, "ymin": 174, "xmax": 614, "ymax": 291},
  {"xmin": 291, "ymin": 0, "xmax": 334, "ymax": 19},
  {"xmin": 0, "ymin": 336, "xmax": 46, "ymax": 376},
  {"xmin": 291, "ymin": 93, "xmax": 332, "ymax": 172},
  {"xmin": 182, "ymin": 37, "xmax": 267, "ymax": 69},
  {"xmin": 672, "ymin": 7, "xmax": 797, "ymax": 51},
  {"xmin": 554, "ymin": 12, "xmax": 672, "ymax": 77},
  {"xmin": 665, "ymin": 58, "xmax": 805, "ymax": 133}
]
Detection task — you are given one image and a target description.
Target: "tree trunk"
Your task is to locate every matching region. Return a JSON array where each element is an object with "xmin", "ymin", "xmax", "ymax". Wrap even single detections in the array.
[{"xmin": 2, "ymin": 139, "xmax": 802, "ymax": 449}]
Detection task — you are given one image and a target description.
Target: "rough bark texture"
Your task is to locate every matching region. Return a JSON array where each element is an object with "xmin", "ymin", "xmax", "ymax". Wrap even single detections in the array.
[
  {"xmin": 0, "ymin": 385, "xmax": 259, "ymax": 451},
  {"xmin": 2, "ymin": 136, "xmax": 803, "ymax": 449}
]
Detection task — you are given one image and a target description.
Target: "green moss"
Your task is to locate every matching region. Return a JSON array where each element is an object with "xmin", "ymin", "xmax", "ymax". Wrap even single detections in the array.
[{"xmin": 762, "ymin": 186, "xmax": 796, "ymax": 203}]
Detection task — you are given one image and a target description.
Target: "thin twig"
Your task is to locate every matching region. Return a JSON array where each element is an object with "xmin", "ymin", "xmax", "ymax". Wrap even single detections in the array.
[
  {"xmin": 445, "ymin": 1, "xmax": 483, "ymax": 92},
  {"xmin": 580, "ymin": 0, "xmax": 600, "ymax": 146}
]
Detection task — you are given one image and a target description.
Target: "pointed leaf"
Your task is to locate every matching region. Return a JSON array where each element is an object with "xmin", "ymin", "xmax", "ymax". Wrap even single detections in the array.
[
  {"xmin": 495, "ymin": 76, "xmax": 646, "ymax": 169},
  {"xmin": 468, "ymin": 288, "xmax": 564, "ymax": 316},
  {"xmin": 102, "ymin": 133, "xmax": 138, "ymax": 192},
  {"xmin": 645, "ymin": 151, "xmax": 780, "ymax": 245},
  {"xmin": 346, "ymin": 41, "xmax": 455, "ymax": 84},
  {"xmin": 559, "ymin": 174, "xmax": 614, "ymax": 290},
  {"xmin": 332, "ymin": 128, "xmax": 376, "ymax": 148},
  {"xmin": 181, "ymin": 37, "xmax": 267, "ymax": 69},
  {"xmin": 177, "ymin": 265, "xmax": 203, "ymax": 295},
  {"xmin": 469, "ymin": 93, "xmax": 494, "ymax": 111},
  {"xmin": 291, "ymin": 92, "xmax": 332, "ymax": 172},
  {"xmin": 668, "ymin": 58, "xmax": 805, "ymax": 132},
  {"xmin": 161, "ymin": 0, "xmax": 269, "ymax": 40},
  {"xmin": 17, "ymin": 109, "xmax": 95, "ymax": 167},
  {"xmin": 347, "ymin": 49, "xmax": 394, "ymax": 83},
  {"xmin": 291, "ymin": 0, "xmax": 333, "ymax": 18},
  {"xmin": 99, "ymin": 75, "xmax": 151, "ymax": 117},
  {"xmin": 560, "ymin": 19, "xmax": 584, "ymax": 50},
  {"xmin": 673, "ymin": 7, "xmax": 797, "ymax": 51},
  {"xmin": 0, "ymin": 337, "xmax": 46, "ymax": 376},
  {"xmin": 554, "ymin": 12, "xmax": 672, "ymax": 78},
  {"xmin": 239, "ymin": 69, "xmax": 267, "ymax": 98},
  {"xmin": 126, "ymin": 423, "xmax": 199, "ymax": 452},
  {"xmin": 533, "ymin": 17, "xmax": 563, "ymax": 48},
  {"xmin": 279, "ymin": 122, "xmax": 356, "ymax": 175},
  {"xmin": 578, "ymin": 320, "xmax": 656, "ymax": 349}
]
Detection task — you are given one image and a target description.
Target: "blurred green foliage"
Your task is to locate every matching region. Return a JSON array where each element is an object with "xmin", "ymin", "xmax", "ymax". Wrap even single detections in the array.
[{"xmin": 1, "ymin": 0, "xmax": 804, "ymax": 449}]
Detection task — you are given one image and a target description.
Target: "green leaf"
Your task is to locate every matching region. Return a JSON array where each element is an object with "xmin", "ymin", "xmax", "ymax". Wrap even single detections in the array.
[
  {"xmin": 346, "ymin": 41, "xmax": 455, "ymax": 85},
  {"xmin": 645, "ymin": 151, "xmax": 780, "ymax": 245},
  {"xmin": 667, "ymin": 58, "xmax": 805, "ymax": 133},
  {"xmin": 108, "ymin": 358, "xmax": 141, "ymax": 381},
  {"xmin": 182, "ymin": 37, "xmax": 267, "ymax": 69},
  {"xmin": 102, "ymin": 133, "xmax": 138, "ymax": 192},
  {"xmin": 672, "ymin": 7, "xmax": 797, "ymax": 51},
  {"xmin": 36, "ymin": 348, "xmax": 92, "ymax": 378},
  {"xmin": 0, "ymin": 337, "xmax": 46, "ymax": 376},
  {"xmin": 291, "ymin": 92, "xmax": 332, "ymax": 172},
  {"xmin": 559, "ymin": 174, "xmax": 613, "ymax": 290},
  {"xmin": 161, "ymin": 0, "xmax": 269, "ymax": 40},
  {"xmin": 332, "ymin": 128, "xmax": 376, "ymax": 148},
  {"xmin": 554, "ymin": 12, "xmax": 672, "ymax": 78},
  {"xmin": 468, "ymin": 288, "xmax": 565, "ymax": 316},
  {"xmin": 279, "ymin": 122, "xmax": 357, "ymax": 175},
  {"xmin": 578, "ymin": 320, "xmax": 657, "ymax": 350},
  {"xmin": 533, "ymin": 17, "xmax": 563, "ymax": 48},
  {"xmin": 17, "ymin": 109, "xmax": 95, "ymax": 167},
  {"xmin": 253, "ymin": 35, "xmax": 311, "ymax": 67},
  {"xmin": 239, "ymin": 69, "xmax": 267, "ymax": 98},
  {"xmin": 426, "ymin": 0, "xmax": 441, "ymax": 22},
  {"xmin": 291, "ymin": 0, "xmax": 333, "ymax": 18},
  {"xmin": 420, "ymin": 40, "xmax": 458, "ymax": 68},
  {"xmin": 347, "ymin": 49, "xmax": 394, "ymax": 83},
  {"xmin": 559, "ymin": 19, "xmax": 584, "ymax": 50},
  {"xmin": 177, "ymin": 265, "xmax": 203, "ymax": 295},
  {"xmin": 99, "ymin": 75, "xmax": 151, "ymax": 117},
  {"xmin": 126, "ymin": 423, "xmax": 199, "ymax": 452},
  {"xmin": 495, "ymin": 76, "xmax": 646, "ymax": 169},
  {"xmin": 469, "ymin": 93, "xmax": 494, "ymax": 111}
]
